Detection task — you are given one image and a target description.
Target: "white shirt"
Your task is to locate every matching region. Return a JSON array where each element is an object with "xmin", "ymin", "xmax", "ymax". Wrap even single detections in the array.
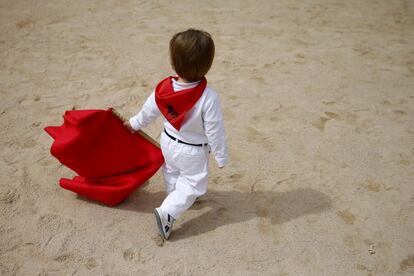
[{"xmin": 129, "ymin": 78, "xmax": 228, "ymax": 167}]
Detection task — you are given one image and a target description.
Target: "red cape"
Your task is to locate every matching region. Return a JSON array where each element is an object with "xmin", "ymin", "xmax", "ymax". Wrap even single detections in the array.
[
  {"xmin": 44, "ymin": 108, "xmax": 164, "ymax": 206},
  {"xmin": 155, "ymin": 76, "xmax": 206, "ymax": 131}
]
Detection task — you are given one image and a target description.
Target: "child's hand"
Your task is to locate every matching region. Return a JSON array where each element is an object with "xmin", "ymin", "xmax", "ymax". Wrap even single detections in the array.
[{"xmin": 124, "ymin": 121, "xmax": 138, "ymax": 133}]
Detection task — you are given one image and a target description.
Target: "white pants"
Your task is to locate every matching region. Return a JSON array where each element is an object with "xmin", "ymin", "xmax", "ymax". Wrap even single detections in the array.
[{"xmin": 159, "ymin": 131, "xmax": 210, "ymax": 219}]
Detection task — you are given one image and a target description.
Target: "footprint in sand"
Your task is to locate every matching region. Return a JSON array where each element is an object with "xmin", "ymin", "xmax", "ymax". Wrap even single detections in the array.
[
  {"xmin": 36, "ymin": 213, "xmax": 73, "ymax": 236},
  {"xmin": 54, "ymin": 253, "xmax": 75, "ymax": 263},
  {"xmin": 0, "ymin": 189, "xmax": 19, "ymax": 204},
  {"xmin": 257, "ymin": 219, "xmax": 271, "ymax": 235},
  {"xmin": 216, "ymin": 207, "xmax": 228, "ymax": 215},
  {"xmin": 355, "ymin": 264, "xmax": 371, "ymax": 272},
  {"xmin": 15, "ymin": 19, "xmax": 33, "ymax": 29},
  {"xmin": 400, "ymin": 255, "xmax": 414, "ymax": 271},
  {"xmin": 314, "ymin": 110, "xmax": 364, "ymax": 132},
  {"xmin": 294, "ymin": 53, "xmax": 307, "ymax": 64},
  {"xmin": 365, "ymin": 180, "xmax": 381, "ymax": 192},
  {"xmin": 255, "ymin": 206, "xmax": 269, "ymax": 217},
  {"xmin": 227, "ymin": 173, "xmax": 243, "ymax": 182},
  {"xmin": 151, "ymin": 234, "xmax": 164, "ymax": 247},
  {"xmin": 18, "ymin": 95, "xmax": 42, "ymax": 106},
  {"xmin": 379, "ymin": 100, "xmax": 409, "ymax": 119},
  {"xmin": 336, "ymin": 209, "xmax": 356, "ymax": 225},
  {"xmin": 128, "ymin": 94, "xmax": 142, "ymax": 105},
  {"xmin": 42, "ymin": 231, "xmax": 72, "ymax": 259},
  {"xmin": 246, "ymin": 126, "xmax": 275, "ymax": 150},
  {"xmin": 322, "ymin": 101, "xmax": 336, "ymax": 105},
  {"xmin": 123, "ymin": 248, "xmax": 138, "ymax": 261},
  {"xmin": 312, "ymin": 117, "xmax": 330, "ymax": 131},
  {"xmin": 85, "ymin": 257, "xmax": 98, "ymax": 269},
  {"xmin": 381, "ymin": 99, "xmax": 408, "ymax": 106},
  {"xmin": 246, "ymin": 126, "xmax": 260, "ymax": 137},
  {"xmin": 213, "ymin": 176, "xmax": 221, "ymax": 184},
  {"xmin": 392, "ymin": 110, "xmax": 406, "ymax": 120},
  {"xmin": 324, "ymin": 111, "xmax": 339, "ymax": 119},
  {"xmin": 223, "ymin": 109, "xmax": 235, "ymax": 120},
  {"xmin": 397, "ymin": 153, "xmax": 411, "ymax": 166},
  {"xmin": 22, "ymin": 139, "xmax": 37, "ymax": 149}
]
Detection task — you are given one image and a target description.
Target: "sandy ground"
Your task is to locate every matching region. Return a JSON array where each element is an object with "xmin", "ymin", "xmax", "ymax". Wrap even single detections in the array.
[{"xmin": 1, "ymin": 0, "xmax": 413, "ymax": 275}]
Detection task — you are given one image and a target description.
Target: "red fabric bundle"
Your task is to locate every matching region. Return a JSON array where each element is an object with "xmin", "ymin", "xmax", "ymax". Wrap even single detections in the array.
[
  {"xmin": 44, "ymin": 108, "xmax": 164, "ymax": 206},
  {"xmin": 155, "ymin": 76, "xmax": 206, "ymax": 130}
]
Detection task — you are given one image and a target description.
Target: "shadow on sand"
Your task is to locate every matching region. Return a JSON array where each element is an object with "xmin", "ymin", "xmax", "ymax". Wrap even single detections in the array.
[{"xmin": 112, "ymin": 187, "xmax": 332, "ymax": 241}]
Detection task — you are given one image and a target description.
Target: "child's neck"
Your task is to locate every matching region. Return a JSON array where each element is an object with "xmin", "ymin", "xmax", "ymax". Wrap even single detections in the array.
[{"xmin": 177, "ymin": 76, "xmax": 190, "ymax": 83}]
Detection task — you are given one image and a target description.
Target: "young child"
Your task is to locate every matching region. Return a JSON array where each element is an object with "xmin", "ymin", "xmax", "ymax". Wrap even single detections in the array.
[{"xmin": 125, "ymin": 29, "xmax": 228, "ymax": 240}]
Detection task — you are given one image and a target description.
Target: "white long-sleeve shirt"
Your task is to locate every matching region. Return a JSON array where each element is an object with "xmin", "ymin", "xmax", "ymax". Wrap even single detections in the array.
[{"xmin": 129, "ymin": 78, "xmax": 228, "ymax": 167}]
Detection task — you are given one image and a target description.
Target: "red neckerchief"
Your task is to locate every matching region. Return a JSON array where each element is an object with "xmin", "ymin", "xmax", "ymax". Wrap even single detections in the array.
[{"xmin": 155, "ymin": 76, "xmax": 207, "ymax": 131}]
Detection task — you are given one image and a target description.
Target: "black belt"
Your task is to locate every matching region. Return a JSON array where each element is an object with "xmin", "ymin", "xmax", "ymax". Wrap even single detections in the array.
[{"xmin": 164, "ymin": 129, "xmax": 208, "ymax": 147}]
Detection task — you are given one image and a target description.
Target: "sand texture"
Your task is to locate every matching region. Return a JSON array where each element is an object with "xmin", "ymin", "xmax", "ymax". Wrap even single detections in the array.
[{"xmin": 1, "ymin": 0, "xmax": 414, "ymax": 275}]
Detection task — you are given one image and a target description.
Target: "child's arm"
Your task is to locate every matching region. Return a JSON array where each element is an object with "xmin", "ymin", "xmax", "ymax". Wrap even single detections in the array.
[
  {"xmin": 203, "ymin": 92, "xmax": 228, "ymax": 168},
  {"xmin": 128, "ymin": 91, "xmax": 161, "ymax": 131}
]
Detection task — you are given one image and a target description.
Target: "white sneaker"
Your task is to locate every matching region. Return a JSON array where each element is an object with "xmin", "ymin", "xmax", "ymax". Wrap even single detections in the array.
[{"xmin": 154, "ymin": 207, "xmax": 175, "ymax": 240}]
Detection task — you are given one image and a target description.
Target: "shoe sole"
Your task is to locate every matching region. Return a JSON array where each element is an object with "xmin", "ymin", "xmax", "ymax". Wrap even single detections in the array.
[{"xmin": 154, "ymin": 209, "xmax": 166, "ymax": 240}]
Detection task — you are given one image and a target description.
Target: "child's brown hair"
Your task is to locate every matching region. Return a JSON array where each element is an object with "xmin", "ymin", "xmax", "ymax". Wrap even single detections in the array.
[{"xmin": 169, "ymin": 29, "xmax": 215, "ymax": 82}]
